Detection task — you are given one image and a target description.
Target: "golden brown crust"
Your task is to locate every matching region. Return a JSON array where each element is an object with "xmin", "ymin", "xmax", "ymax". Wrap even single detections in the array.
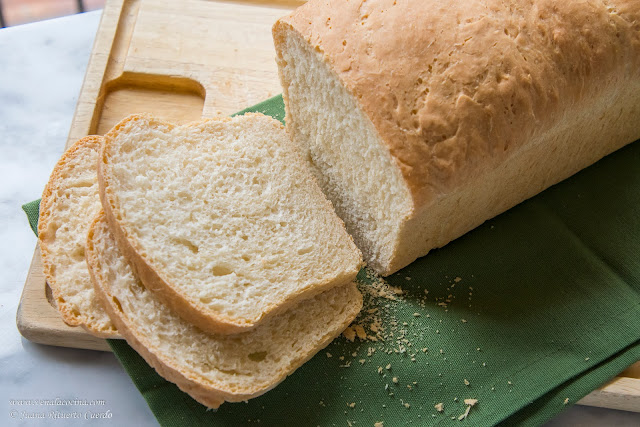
[
  {"xmin": 86, "ymin": 212, "xmax": 363, "ymax": 408},
  {"xmin": 99, "ymin": 113, "xmax": 361, "ymax": 335},
  {"xmin": 38, "ymin": 135, "xmax": 118, "ymax": 337},
  {"xmin": 276, "ymin": 0, "xmax": 640, "ymax": 208},
  {"xmin": 78, "ymin": 324, "xmax": 119, "ymax": 339},
  {"xmin": 274, "ymin": 0, "xmax": 640, "ymax": 275}
]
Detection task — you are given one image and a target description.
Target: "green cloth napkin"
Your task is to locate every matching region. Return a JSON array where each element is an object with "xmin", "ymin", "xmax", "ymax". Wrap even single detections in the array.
[{"xmin": 23, "ymin": 95, "xmax": 640, "ymax": 426}]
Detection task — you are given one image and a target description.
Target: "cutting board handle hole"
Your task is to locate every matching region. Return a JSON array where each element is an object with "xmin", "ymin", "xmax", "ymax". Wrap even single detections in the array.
[{"xmin": 93, "ymin": 72, "xmax": 206, "ymax": 135}]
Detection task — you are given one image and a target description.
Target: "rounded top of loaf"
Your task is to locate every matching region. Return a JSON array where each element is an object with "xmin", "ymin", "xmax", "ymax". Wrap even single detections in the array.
[{"xmin": 275, "ymin": 0, "xmax": 640, "ymax": 208}]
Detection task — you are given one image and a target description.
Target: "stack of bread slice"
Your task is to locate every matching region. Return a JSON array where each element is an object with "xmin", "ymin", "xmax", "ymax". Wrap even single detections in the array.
[{"xmin": 38, "ymin": 113, "xmax": 363, "ymax": 408}]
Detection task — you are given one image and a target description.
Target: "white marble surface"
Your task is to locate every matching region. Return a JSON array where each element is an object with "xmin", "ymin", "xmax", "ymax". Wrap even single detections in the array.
[
  {"xmin": 0, "ymin": 12, "xmax": 155, "ymax": 427},
  {"xmin": 0, "ymin": 10, "xmax": 637, "ymax": 427}
]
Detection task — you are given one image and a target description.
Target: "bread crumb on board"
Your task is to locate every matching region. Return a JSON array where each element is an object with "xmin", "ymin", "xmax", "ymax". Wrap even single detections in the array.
[
  {"xmin": 374, "ymin": 422, "xmax": 384, "ymax": 427},
  {"xmin": 435, "ymin": 402, "xmax": 444, "ymax": 412}
]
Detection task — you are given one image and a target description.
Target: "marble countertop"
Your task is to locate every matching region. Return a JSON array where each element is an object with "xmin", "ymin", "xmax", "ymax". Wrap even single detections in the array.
[{"xmin": 0, "ymin": 10, "xmax": 637, "ymax": 427}]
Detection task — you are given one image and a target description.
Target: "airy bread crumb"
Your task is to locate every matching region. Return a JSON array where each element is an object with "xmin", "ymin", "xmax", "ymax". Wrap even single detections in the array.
[
  {"xmin": 86, "ymin": 213, "xmax": 363, "ymax": 408},
  {"xmin": 38, "ymin": 136, "xmax": 116, "ymax": 338},
  {"xmin": 99, "ymin": 113, "xmax": 362, "ymax": 335}
]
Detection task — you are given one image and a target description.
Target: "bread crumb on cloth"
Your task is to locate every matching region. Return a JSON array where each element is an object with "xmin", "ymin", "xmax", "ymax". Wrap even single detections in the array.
[{"xmin": 458, "ymin": 398, "xmax": 478, "ymax": 420}]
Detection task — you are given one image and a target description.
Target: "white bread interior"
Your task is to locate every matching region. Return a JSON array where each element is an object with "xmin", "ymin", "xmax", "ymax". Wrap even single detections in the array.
[
  {"xmin": 86, "ymin": 212, "xmax": 362, "ymax": 408},
  {"xmin": 38, "ymin": 136, "xmax": 117, "ymax": 337},
  {"xmin": 98, "ymin": 113, "xmax": 362, "ymax": 334}
]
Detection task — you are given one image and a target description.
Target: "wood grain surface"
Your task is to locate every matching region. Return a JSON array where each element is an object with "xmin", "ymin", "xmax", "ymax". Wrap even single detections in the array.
[{"xmin": 17, "ymin": 0, "xmax": 303, "ymax": 350}]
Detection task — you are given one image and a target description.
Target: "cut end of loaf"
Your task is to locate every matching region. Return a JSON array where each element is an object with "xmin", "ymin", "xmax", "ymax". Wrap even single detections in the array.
[{"xmin": 274, "ymin": 22, "xmax": 413, "ymax": 276}]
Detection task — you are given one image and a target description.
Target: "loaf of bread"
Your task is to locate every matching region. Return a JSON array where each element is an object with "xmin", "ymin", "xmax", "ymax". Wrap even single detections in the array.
[
  {"xmin": 38, "ymin": 136, "xmax": 117, "ymax": 337},
  {"xmin": 99, "ymin": 113, "xmax": 362, "ymax": 334},
  {"xmin": 274, "ymin": 0, "xmax": 640, "ymax": 275},
  {"xmin": 86, "ymin": 211, "xmax": 363, "ymax": 408}
]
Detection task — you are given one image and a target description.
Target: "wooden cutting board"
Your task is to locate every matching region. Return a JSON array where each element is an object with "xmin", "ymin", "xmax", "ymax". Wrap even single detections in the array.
[
  {"xmin": 17, "ymin": 0, "xmax": 303, "ymax": 351},
  {"xmin": 16, "ymin": 0, "xmax": 639, "ymax": 413}
]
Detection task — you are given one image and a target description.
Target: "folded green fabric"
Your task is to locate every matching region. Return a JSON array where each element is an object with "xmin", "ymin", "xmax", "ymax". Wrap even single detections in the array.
[{"xmin": 24, "ymin": 95, "xmax": 640, "ymax": 426}]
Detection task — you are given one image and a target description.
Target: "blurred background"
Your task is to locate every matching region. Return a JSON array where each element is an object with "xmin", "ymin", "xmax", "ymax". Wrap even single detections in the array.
[{"xmin": 0, "ymin": 0, "xmax": 105, "ymax": 27}]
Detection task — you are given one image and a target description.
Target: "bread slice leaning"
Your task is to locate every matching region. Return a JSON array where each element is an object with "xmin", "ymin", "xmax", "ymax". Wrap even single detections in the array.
[
  {"xmin": 38, "ymin": 136, "xmax": 117, "ymax": 337},
  {"xmin": 86, "ymin": 211, "xmax": 362, "ymax": 408},
  {"xmin": 98, "ymin": 113, "xmax": 362, "ymax": 335}
]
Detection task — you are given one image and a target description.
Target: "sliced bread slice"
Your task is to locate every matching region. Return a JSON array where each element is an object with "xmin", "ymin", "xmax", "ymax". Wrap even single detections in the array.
[
  {"xmin": 38, "ymin": 136, "xmax": 117, "ymax": 337},
  {"xmin": 86, "ymin": 211, "xmax": 362, "ymax": 408},
  {"xmin": 98, "ymin": 113, "xmax": 362, "ymax": 334}
]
